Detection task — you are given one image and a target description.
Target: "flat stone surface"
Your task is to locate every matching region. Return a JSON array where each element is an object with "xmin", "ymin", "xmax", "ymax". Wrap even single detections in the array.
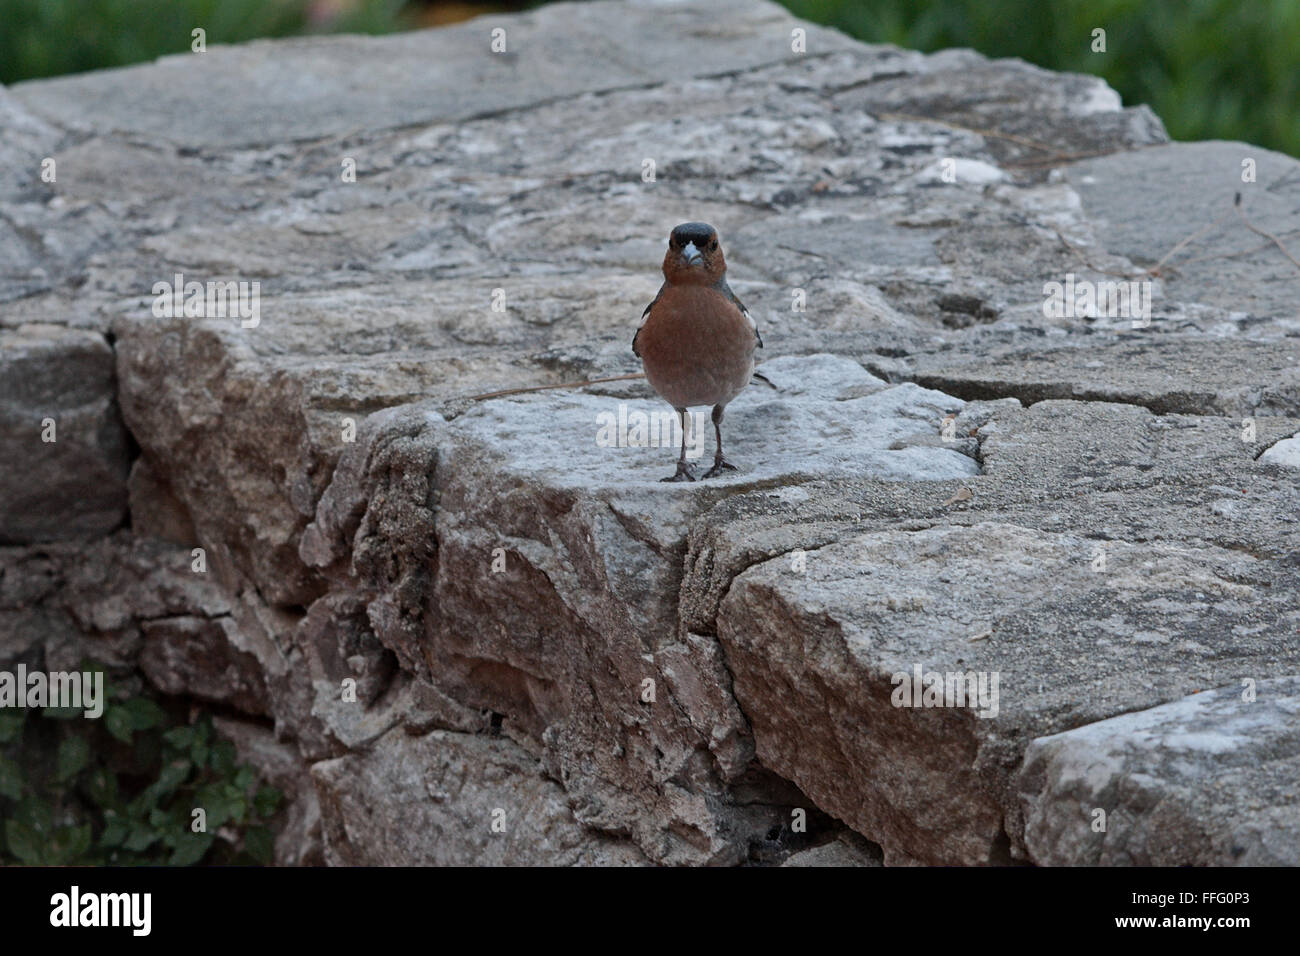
[
  {"xmin": 1065, "ymin": 142, "xmax": 1300, "ymax": 323},
  {"xmin": 10, "ymin": 0, "xmax": 857, "ymax": 149},
  {"xmin": 447, "ymin": 354, "xmax": 976, "ymax": 486},
  {"xmin": 880, "ymin": 337, "xmax": 1300, "ymax": 417}
]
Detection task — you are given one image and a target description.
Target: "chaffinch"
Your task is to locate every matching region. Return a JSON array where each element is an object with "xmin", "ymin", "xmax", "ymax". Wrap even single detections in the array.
[{"xmin": 632, "ymin": 222, "xmax": 763, "ymax": 482}]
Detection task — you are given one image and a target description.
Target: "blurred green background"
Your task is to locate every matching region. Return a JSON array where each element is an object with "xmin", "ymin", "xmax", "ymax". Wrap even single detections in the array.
[{"xmin": 0, "ymin": 0, "xmax": 1295, "ymax": 157}]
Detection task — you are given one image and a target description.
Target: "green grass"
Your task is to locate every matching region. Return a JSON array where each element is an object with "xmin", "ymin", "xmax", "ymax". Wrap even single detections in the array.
[
  {"xmin": 780, "ymin": 0, "xmax": 1300, "ymax": 157},
  {"xmin": 0, "ymin": 0, "xmax": 411, "ymax": 83}
]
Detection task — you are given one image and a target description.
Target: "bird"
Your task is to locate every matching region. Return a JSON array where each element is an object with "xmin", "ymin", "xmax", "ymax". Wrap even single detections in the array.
[{"xmin": 632, "ymin": 222, "xmax": 763, "ymax": 482}]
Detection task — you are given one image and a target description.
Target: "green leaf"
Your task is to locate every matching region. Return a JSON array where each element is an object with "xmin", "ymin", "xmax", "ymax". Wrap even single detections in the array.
[
  {"xmin": 129, "ymin": 759, "xmax": 192, "ymax": 818},
  {"xmin": 86, "ymin": 767, "xmax": 121, "ymax": 810},
  {"xmin": 134, "ymin": 729, "xmax": 162, "ymax": 770},
  {"xmin": 168, "ymin": 831, "xmax": 214, "ymax": 866},
  {"xmin": 189, "ymin": 723, "xmax": 210, "ymax": 764},
  {"xmin": 122, "ymin": 697, "xmax": 167, "ymax": 731},
  {"xmin": 100, "ymin": 817, "xmax": 128, "ymax": 849},
  {"xmin": 55, "ymin": 734, "xmax": 91, "ymax": 782},
  {"xmin": 154, "ymin": 759, "xmax": 192, "ymax": 799},
  {"xmin": 12, "ymin": 797, "xmax": 52, "ymax": 832},
  {"xmin": 195, "ymin": 785, "xmax": 234, "ymax": 830},
  {"xmin": 105, "ymin": 705, "xmax": 134, "ymax": 743},
  {"xmin": 162, "ymin": 726, "xmax": 193, "ymax": 750},
  {"xmin": 209, "ymin": 740, "xmax": 236, "ymax": 775},
  {"xmin": 4, "ymin": 820, "xmax": 44, "ymax": 864},
  {"xmin": 122, "ymin": 824, "xmax": 159, "ymax": 853},
  {"xmin": 243, "ymin": 825, "xmax": 274, "ymax": 865},
  {"xmin": 49, "ymin": 823, "xmax": 92, "ymax": 864},
  {"xmin": 223, "ymin": 782, "xmax": 249, "ymax": 826},
  {"xmin": 253, "ymin": 785, "xmax": 283, "ymax": 818},
  {"xmin": 234, "ymin": 765, "xmax": 255, "ymax": 791},
  {"xmin": 0, "ymin": 755, "xmax": 22, "ymax": 800}
]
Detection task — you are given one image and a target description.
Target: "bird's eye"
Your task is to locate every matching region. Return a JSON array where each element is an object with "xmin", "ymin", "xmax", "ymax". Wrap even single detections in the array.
[{"xmin": 708, "ymin": 239, "xmax": 717, "ymax": 250}]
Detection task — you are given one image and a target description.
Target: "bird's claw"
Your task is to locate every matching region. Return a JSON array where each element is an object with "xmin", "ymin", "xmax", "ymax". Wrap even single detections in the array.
[
  {"xmin": 702, "ymin": 458, "xmax": 738, "ymax": 479},
  {"xmin": 660, "ymin": 463, "xmax": 697, "ymax": 483}
]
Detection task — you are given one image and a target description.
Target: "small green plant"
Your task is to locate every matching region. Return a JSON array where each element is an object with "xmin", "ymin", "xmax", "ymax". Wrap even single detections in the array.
[{"xmin": 0, "ymin": 672, "xmax": 282, "ymax": 866}]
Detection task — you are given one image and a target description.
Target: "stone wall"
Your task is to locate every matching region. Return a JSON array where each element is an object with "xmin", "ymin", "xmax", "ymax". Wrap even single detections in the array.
[{"xmin": 2, "ymin": 0, "xmax": 1297, "ymax": 865}]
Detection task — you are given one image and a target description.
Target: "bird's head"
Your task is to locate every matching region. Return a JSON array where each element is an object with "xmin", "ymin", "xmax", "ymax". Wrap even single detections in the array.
[{"xmin": 662, "ymin": 222, "xmax": 726, "ymax": 285}]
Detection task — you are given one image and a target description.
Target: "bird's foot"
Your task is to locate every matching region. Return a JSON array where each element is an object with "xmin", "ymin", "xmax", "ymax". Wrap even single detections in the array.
[
  {"xmin": 702, "ymin": 457, "xmax": 738, "ymax": 479},
  {"xmin": 660, "ymin": 462, "xmax": 697, "ymax": 483}
]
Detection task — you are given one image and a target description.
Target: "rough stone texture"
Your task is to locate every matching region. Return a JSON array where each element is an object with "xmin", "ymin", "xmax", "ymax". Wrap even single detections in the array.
[
  {"xmin": 312, "ymin": 726, "xmax": 651, "ymax": 866},
  {"xmin": 0, "ymin": 324, "xmax": 129, "ymax": 543},
  {"xmin": 10, "ymin": 1, "xmax": 860, "ymax": 151},
  {"xmin": 0, "ymin": 534, "xmax": 232, "ymax": 673},
  {"xmin": 715, "ymin": 519, "xmax": 1299, "ymax": 864},
  {"xmin": 1017, "ymin": 677, "xmax": 1300, "ymax": 866},
  {"xmin": 2, "ymin": 0, "xmax": 1297, "ymax": 866},
  {"xmin": 781, "ymin": 833, "xmax": 884, "ymax": 867},
  {"xmin": 139, "ymin": 615, "xmax": 271, "ymax": 716},
  {"xmin": 299, "ymin": 354, "xmax": 971, "ymax": 865},
  {"xmin": 126, "ymin": 457, "xmax": 198, "ymax": 546}
]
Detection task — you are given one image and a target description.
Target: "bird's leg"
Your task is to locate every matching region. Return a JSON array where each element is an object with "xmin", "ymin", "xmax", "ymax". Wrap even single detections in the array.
[
  {"xmin": 703, "ymin": 404, "xmax": 738, "ymax": 479},
  {"xmin": 660, "ymin": 407, "xmax": 696, "ymax": 482}
]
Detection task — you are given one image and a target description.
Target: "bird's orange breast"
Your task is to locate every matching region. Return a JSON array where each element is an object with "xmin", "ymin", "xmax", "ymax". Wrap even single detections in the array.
[{"xmin": 637, "ymin": 285, "xmax": 756, "ymax": 409}]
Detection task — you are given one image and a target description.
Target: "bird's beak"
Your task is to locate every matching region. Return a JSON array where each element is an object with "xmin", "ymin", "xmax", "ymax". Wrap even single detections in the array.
[{"xmin": 681, "ymin": 242, "xmax": 703, "ymax": 266}]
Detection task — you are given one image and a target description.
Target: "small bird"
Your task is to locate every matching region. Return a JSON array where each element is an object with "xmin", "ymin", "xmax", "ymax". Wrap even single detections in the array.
[{"xmin": 633, "ymin": 222, "xmax": 763, "ymax": 482}]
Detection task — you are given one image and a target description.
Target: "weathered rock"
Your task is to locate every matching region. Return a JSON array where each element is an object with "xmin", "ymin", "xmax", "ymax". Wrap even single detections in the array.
[
  {"xmin": 140, "ymin": 615, "xmax": 270, "ymax": 716},
  {"xmin": 680, "ymin": 396, "xmax": 1300, "ymax": 864},
  {"xmin": 882, "ymin": 338, "xmax": 1300, "ymax": 418},
  {"xmin": 441, "ymin": 353, "xmax": 976, "ymax": 487},
  {"xmin": 297, "ymin": 353, "xmax": 982, "ymax": 864},
  {"xmin": 0, "ymin": 86, "xmax": 58, "ymax": 200},
  {"xmin": 1017, "ymin": 677, "xmax": 1300, "ymax": 865},
  {"xmin": 0, "ymin": 324, "xmax": 129, "ymax": 543},
  {"xmin": 715, "ymin": 520, "xmax": 1300, "ymax": 864},
  {"xmin": 311, "ymin": 726, "xmax": 650, "ymax": 866},
  {"xmin": 56, "ymin": 6, "xmax": 1169, "ymax": 622},
  {"xmin": 1064, "ymin": 142, "xmax": 1300, "ymax": 324},
  {"xmin": 9, "ymin": 0, "xmax": 858, "ymax": 151},
  {"xmin": 0, "ymin": 533, "xmax": 232, "ymax": 672},
  {"xmin": 127, "ymin": 457, "xmax": 198, "ymax": 546},
  {"xmin": 3, "ymin": 0, "xmax": 1298, "ymax": 866},
  {"xmin": 1261, "ymin": 431, "xmax": 1300, "ymax": 469},
  {"xmin": 781, "ymin": 833, "xmax": 883, "ymax": 867}
]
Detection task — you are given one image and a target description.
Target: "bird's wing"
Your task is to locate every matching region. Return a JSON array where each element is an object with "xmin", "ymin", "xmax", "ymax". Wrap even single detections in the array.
[
  {"xmin": 633, "ymin": 283, "xmax": 666, "ymax": 357},
  {"xmin": 721, "ymin": 281, "xmax": 762, "ymax": 348}
]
